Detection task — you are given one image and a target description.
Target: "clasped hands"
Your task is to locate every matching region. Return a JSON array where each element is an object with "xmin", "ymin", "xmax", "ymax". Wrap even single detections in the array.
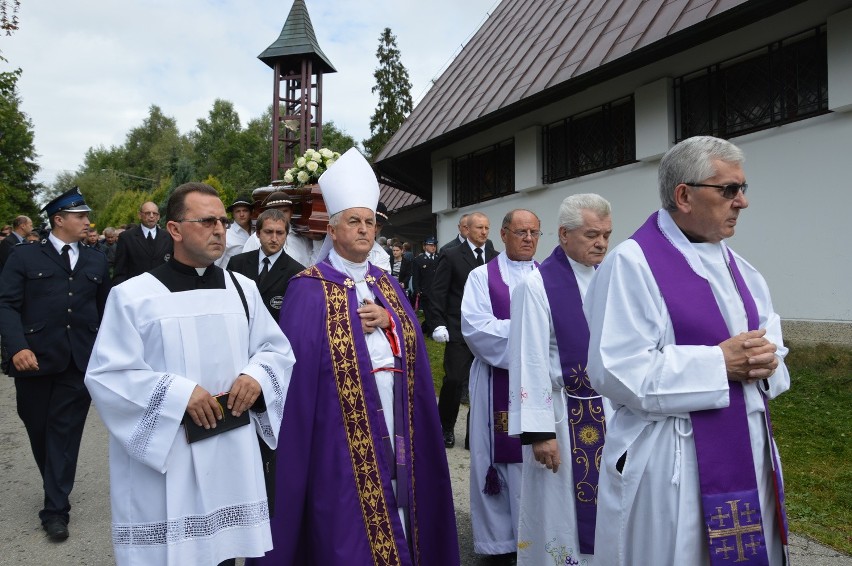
[
  {"xmin": 185, "ymin": 373, "xmax": 261, "ymax": 430},
  {"xmin": 720, "ymin": 328, "xmax": 779, "ymax": 382}
]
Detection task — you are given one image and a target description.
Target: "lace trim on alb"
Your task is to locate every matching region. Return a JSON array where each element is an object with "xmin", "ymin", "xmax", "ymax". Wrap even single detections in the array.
[
  {"xmin": 260, "ymin": 363, "xmax": 284, "ymax": 425},
  {"xmin": 125, "ymin": 374, "xmax": 175, "ymax": 462},
  {"xmin": 112, "ymin": 500, "xmax": 269, "ymax": 546}
]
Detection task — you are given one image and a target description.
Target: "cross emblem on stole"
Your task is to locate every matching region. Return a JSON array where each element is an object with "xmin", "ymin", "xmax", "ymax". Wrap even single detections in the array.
[{"xmin": 707, "ymin": 499, "xmax": 763, "ymax": 562}]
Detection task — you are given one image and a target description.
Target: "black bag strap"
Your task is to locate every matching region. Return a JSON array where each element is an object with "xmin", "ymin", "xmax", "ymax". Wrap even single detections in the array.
[{"xmin": 227, "ymin": 270, "xmax": 250, "ymax": 324}]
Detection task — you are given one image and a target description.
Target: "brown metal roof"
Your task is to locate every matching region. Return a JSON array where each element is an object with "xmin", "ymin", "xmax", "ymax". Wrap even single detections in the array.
[
  {"xmin": 375, "ymin": 0, "xmax": 803, "ymax": 197},
  {"xmin": 379, "ymin": 184, "xmax": 424, "ymax": 213}
]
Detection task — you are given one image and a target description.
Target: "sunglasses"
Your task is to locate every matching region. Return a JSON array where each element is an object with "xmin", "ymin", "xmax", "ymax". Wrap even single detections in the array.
[
  {"xmin": 684, "ymin": 182, "xmax": 748, "ymax": 200},
  {"xmin": 177, "ymin": 216, "xmax": 231, "ymax": 229}
]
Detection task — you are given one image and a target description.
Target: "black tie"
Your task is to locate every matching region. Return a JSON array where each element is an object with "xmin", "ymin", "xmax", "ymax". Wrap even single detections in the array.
[
  {"xmin": 61, "ymin": 244, "xmax": 72, "ymax": 271},
  {"xmin": 146, "ymin": 230, "xmax": 155, "ymax": 249},
  {"xmin": 475, "ymin": 247, "xmax": 484, "ymax": 266},
  {"xmin": 258, "ymin": 257, "xmax": 270, "ymax": 284}
]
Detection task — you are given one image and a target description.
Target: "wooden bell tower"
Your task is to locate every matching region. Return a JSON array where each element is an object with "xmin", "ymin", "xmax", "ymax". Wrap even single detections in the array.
[{"xmin": 258, "ymin": 0, "xmax": 336, "ymax": 181}]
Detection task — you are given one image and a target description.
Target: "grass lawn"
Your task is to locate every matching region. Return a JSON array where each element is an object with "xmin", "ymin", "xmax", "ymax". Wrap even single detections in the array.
[
  {"xmin": 424, "ymin": 333, "xmax": 851, "ymax": 553},
  {"xmin": 771, "ymin": 343, "xmax": 851, "ymax": 553}
]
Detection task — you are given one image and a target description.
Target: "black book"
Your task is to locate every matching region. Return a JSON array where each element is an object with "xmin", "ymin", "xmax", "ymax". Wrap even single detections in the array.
[{"xmin": 183, "ymin": 393, "xmax": 250, "ymax": 444}]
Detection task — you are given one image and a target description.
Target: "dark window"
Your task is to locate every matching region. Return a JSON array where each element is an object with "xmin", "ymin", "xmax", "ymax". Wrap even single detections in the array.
[
  {"xmin": 675, "ymin": 26, "xmax": 828, "ymax": 141},
  {"xmin": 452, "ymin": 139, "xmax": 515, "ymax": 208},
  {"xmin": 542, "ymin": 96, "xmax": 636, "ymax": 184}
]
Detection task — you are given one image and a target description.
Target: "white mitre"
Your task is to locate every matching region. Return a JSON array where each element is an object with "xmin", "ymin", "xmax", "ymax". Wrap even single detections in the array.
[
  {"xmin": 316, "ymin": 148, "xmax": 380, "ymax": 262},
  {"xmin": 319, "ymin": 147, "xmax": 379, "ymax": 216}
]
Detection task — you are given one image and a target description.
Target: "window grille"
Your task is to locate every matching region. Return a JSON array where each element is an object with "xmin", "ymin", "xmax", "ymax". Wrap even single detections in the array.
[
  {"xmin": 452, "ymin": 139, "xmax": 515, "ymax": 208},
  {"xmin": 675, "ymin": 26, "xmax": 828, "ymax": 141},
  {"xmin": 543, "ymin": 96, "xmax": 635, "ymax": 184}
]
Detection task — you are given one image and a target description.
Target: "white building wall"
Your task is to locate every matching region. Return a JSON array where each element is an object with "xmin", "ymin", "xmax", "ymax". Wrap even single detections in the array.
[{"xmin": 429, "ymin": 0, "xmax": 852, "ymax": 332}]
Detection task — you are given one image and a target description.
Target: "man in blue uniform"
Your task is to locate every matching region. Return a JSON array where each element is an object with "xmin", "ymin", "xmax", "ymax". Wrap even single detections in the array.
[{"xmin": 0, "ymin": 187, "xmax": 112, "ymax": 542}]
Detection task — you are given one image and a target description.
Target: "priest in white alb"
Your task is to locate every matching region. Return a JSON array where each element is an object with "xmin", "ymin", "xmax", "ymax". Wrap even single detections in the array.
[
  {"xmin": 508, "ymin": 194, "xmax": 612, "ymax": 565},
  {"xmin": 86, "ymin": 182, "xmax": 295, "ymax": 566},
  {"xmin": 461, "ymin": 209, "xmax": 540, "ymax": 563},
  {"xmin": 584, "ymin": 136, "xmax": 789, "ymax": 565}
]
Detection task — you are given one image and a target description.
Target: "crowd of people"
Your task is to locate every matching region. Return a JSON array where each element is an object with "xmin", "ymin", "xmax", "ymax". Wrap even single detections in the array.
[{"xmin": 0, "ymin": 137, "xmax": 791, "ymax": 566}]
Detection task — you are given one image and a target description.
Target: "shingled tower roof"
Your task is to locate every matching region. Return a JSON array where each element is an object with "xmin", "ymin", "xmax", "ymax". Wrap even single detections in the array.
[{"xmin": 258, "ymin": 0, "xmax": 336, "ymax": 74}]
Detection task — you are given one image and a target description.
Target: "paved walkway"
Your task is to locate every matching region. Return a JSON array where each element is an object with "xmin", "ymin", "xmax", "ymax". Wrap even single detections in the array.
[{"xmin": 0, "ymin": 376, "xmax": 848, "ymax": 565}]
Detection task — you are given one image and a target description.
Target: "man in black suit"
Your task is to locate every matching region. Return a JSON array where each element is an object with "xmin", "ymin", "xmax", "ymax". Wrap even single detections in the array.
[
  {"xmin": 439, "ymin": 214, "xmax": 469, "ymax": 252},
  {"xmin": 112, "ymin": 200, "xmax": 173, "ymax": 283},
  {"xmin": 427, "ymin": 212, "xmax": 497, "ymax": 448},
  {"xmin": 413, "ymin": 235, "xmax": 439, "ymax": 333},
  {"xmin": 0, "ymin": 214, "xmax": 33, "ymax": 269},
  {"xmin": 0, "ymin": 187, "xmax": 111, "ymax": 541},
  {"xmin": 227, "ymin": 208, "xmax": 305, "ymax": 322}
]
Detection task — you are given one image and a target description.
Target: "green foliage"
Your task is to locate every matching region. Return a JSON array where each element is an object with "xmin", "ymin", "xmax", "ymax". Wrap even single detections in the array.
[
  {"xmin": 771, "ymin": 342, "xmax": 852, "ymax": 553},
  {"xmin": 96, "ymin": 190, "xmax": 150, "ymax": 229},
  {"xmin": 320, "ymin": 120, "xmax": 358, "ymax": 154},
  {"xmin": 0, "ymin": 62, "xmax": 42, "ymax": 224},
  {"xmin": 363, "ymin": 28, "xmax": 413, "ymax": 161}
]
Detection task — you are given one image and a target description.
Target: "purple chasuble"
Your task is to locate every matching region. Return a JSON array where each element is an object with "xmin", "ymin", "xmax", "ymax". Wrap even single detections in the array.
[
  {"xmin": 538, "ymin": 246, "xmax": 605, "ymax": 555},
  {"xmin": 632, "ymin": 212, "xmax": 787, "ymax": 566},
  {"xmin": 249, "ymin": 261, "xmax": 459, "ymax": 566},
  {"xmin": 486, "ymin": 258, "xmax": 522, "ymax": 464}
]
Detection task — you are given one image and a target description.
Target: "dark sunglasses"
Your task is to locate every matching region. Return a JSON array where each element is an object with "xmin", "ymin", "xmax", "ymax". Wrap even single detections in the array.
[
  {"xmin": 684, "ymin": 182, "xmax": 748, "ymax": 200},
  {"xmin": 177, "ymin": 216, "xmax": 231, "ymax": 229}
]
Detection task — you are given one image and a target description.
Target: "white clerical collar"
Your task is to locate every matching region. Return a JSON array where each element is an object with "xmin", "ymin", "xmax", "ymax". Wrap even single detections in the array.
[
  {"xmin": 565, "ymin": 253, "xmax": 596, "ymax": 275},
  {"xmin": 259, "ymin": 248, "xmax": 283, "ymax": 266},
  {"xmin": 329, "ymin": 248, "xmax": 368, "ymax": 280},
  {"xmin": 142, "ymin": 226, "xmax": 157, "ymax": 238},
  {"xmin": 657, "ymin": 209, "xmax": 727, "ymax": 280}
]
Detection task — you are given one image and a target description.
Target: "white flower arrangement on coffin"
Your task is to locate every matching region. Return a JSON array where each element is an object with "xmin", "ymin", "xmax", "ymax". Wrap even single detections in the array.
[{"xmin": 282, "ymin": 147, "xmax": 340, "ymax": 187}]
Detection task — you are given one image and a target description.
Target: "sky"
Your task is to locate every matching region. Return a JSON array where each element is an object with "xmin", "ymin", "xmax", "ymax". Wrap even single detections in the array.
[{"xmin": 1, "ymin": 0, "xmax": 500, "ymax": 187}]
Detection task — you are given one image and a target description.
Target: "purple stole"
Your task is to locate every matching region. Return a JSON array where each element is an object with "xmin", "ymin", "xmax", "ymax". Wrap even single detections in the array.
[
  {"xmin": 538, "ymin": 246, "xmax": 605, "ymax": 555},
  {"xmin": 486, "ymin": 257, "xmax": 523, "ymax": 464},
  {"xmin": 632, "ymin": 212, "xmax": 788, "ymax": 566}
]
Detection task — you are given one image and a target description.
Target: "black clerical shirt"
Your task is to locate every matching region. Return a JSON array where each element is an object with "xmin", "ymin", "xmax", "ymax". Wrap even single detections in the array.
[{"xmin": 150, "ymin": 257, "xmax": 226, "ymax": 292}]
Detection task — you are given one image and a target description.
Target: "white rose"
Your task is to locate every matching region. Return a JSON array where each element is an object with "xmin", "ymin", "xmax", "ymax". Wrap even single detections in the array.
[
  {"xmin": 325, "ymin": 158, "xmax": 336, "ymax": 168},
  {"xmin": 306, "ymin": 160, "xmax": 319, "ymax": 172},
  {"xmin": 283, "ymin": 171, "xmax": 294, "ymax": 183},
  {"xmin": 296, "ymin": 157, "xmax": 307, "ymax": 168},
  {"xmin": 297, "ymin": 171, "xmax": 310, "ymax": 184},
  {"xmin": 319, "ymin": 148, "xmax": 333, "ymax": 158}
]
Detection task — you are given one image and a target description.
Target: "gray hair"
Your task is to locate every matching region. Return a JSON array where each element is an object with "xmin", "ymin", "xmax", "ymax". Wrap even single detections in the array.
[
  {"xmin": 658, "ymin": 136, "xmax": 744, "ymax": 211},
  {"xmin": 103, "ymin": 227, "xmax": 116, "ymax": 237},
  {"xmin": 328, "ymin": 210, "xmax": 376, "ymax": 227},
  {"xmin": 558, "ymin": 194, "xmax": 611, "ymax": 230}
]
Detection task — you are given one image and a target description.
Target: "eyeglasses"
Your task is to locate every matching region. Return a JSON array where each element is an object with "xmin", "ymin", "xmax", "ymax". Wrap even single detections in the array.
[
  {"xmin": 684, "ymin": 182, "xmax": 748, "ymax": 199},
  {"xmin": 177, "ymin": 216, "xmax": 231, "ymax": 229},
  {"xmin": 507, "ymin": 229, "xmax": 543, "ymax": 239}
]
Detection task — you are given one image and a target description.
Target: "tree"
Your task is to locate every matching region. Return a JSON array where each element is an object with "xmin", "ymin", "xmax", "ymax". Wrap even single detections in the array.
[
  {"xmin": 123, "ymin": 105, "xmax": 191, "ymax": 183},
  {"xmin": 321, "ymin": 120, "xmax": 358, "ymax": 154},
  {"xmin": 0, "ymin": 62, "xmax": 42, "ymax": 223},
  {"xmin": 1, "ymin": 0, "xmax": 20, "ymax": 35},
  {"xmin": 190, "ymin": 99, "xmax": 242, "ymax": 181},
  {"xmin": 363, "ymin": 28, "xmax": 413, "ymax": 161}
]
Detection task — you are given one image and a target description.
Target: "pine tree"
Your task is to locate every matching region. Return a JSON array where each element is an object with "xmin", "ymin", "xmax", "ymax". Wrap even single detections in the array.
[{"xmin": 363, "ymin": 28, "xmax": 413, "ymax": 161}]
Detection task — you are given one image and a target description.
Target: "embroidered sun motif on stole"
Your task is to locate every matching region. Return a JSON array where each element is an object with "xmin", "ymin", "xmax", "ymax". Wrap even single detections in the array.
[{"xmin": 578, "ymin": 425, "xmax": 600, "ymax": 446}]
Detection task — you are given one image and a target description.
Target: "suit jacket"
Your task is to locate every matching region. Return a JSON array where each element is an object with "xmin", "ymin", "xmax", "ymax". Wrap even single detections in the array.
[
  {"xmin": 112, "ymin": 225, "xmax": 173, "ymax": 284},
  {"xmin": 0, "ymin": 240, "xmax": 111, "ymax": 376},
  {"xmin": 227, "ymin": 250, "xmax": 305, "ymax": 322},
  {"xmin": 389, "ymin": 255, "xmax": 412, "ymax": 289},
  {"xmin": 412, "ymin": 252, "xmax": 438, "ymax": 295},
  {"xmin": 426, "ymin": 242, "xmax": 498, "ymax": 342},
  {"xmin": 0, "ymin": 232, "xmax": 26, "ymax": 269}
]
